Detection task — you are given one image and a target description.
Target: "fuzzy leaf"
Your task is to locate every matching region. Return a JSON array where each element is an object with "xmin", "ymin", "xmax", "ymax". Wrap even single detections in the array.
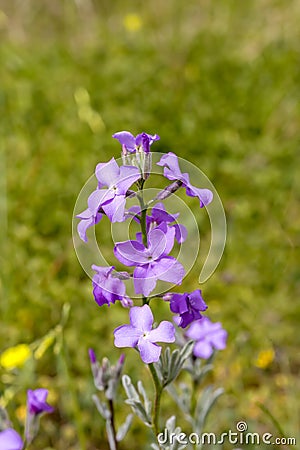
[
  {"xmin": 116, "ymin": 414, "xmax": 133, "ymax": 442},
  {"xmin": 92, "ymin": 394, "xmax": 110, "ymax": 420},
  {"xmin": 194, "ymin": 386, "xmax": 224, "ymax": 433}
]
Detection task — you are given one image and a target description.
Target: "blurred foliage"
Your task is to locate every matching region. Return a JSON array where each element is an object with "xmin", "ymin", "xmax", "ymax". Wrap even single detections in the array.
[{"xmin": 0, "ymin": 0, "xmax": 299, "ymax": 448}]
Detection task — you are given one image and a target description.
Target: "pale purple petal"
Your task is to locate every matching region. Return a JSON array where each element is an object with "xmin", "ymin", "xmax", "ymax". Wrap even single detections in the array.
[
  {"xmin": 87, "ymin": 189, "xmax": 114, "ymax": 215},
  {"xmin": 174, "ymin": 223, "xmax": 188, "ymax": 243},
  {"xmin": 112, "ymin": 131, "xmax": 136, "ymax": 152},
  {"xmin": 137, "ymin": 339, "xmax": 161, "ymax": 363},
  {"xmin": 157, "ymin": 152, "xmax": 182, "ymax": 177},
  {"xmin": 102, "ymin": 195, "xmax": 126, "ymax": 222},
  {"xmin": 147, "ymin": 321, "xmax": 175, "ymax": 343},
  {"xmin": 116, "ymin": 165, "xmax": 141, "ymax": 194},
  {"xmin": 95, "ymin": 158, "xmax": 120, "ymax": 188},
  {"xmin": 0, "ymin": 428, "xmax": 23, "ymax": 450},
  {"xmin": 76, "ymin": 207, "xmax": 92, "ymax": 219},
  {"xmin": 114, "ymin": 325, "xmax": 142, "ymax": 347},
  {"xmin": 77, "ymin": 213, "xmax": 102, "ymax": 242},
  {"xmin": 133, "ymin": 265, "xmax": 157, "ymax": 296},
  {"xmin": 149, "ymin": 256, "xmax": 185, "ymax": 285},
  {"xmin": 193, "ymin": 340, "xmax": 213, "ymax": 359},
  {"xmin": 185, "ymin": 186, "xmax": 213, "ymax": 207},
  {"xmin": 147, "ymin": 228, "xmax": 169, "ymax": 260},
  {"xmin": 129, "ymin": 304, "xmax": 153, "ymax": 332},
  {"xmin": 114, "ymin": 240, "xmax": 149, "ymax": 266}
]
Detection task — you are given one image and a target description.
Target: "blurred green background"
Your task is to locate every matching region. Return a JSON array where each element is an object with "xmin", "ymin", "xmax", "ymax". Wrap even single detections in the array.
[{"xmin": 1, "ymin": 0, "xmax": 299, "ymax": 449}]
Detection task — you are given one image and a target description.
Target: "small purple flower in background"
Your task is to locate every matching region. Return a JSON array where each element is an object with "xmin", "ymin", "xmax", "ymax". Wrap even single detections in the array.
[
  {"xmin": 0, "ymin": 428, "xmax": 23, "ymax": 450},
  {"xmin": 114, "ymin": 224, "xmax": 185, "ymax": 296},
  {"xmin": 157, "ymin": 152, "xmax": 213, "ymax": 207},
  {"xmin": 112, "ymin": 131, "xmax": 160, "ymax": 154},
  {"xmin": 27, "ymin": 389, "xmax": 54, "ymax": 415},
  {"xmin": 25, "ymin": 388, "xmax": 54, "ymax": 446},
  {"xmin": 92, "ymin": 265, "xmax": 132, "ymax": 308},
  {"xmin": 165, "ymin": 289, "xmax": 207, "ymax": 328},
  {"xmin": 114, "ymin": 305, "xmax": 175, "ymax": 363},
  {"xmin": 185, "ymin": 317, "xmax": 227, "ymax": 359}
]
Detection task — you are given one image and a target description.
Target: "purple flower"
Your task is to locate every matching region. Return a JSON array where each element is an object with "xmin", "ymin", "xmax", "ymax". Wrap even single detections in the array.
[
  {"xmin": 77, "ymin": 158, "xmax": 141, "ymax": 241},
  {"xmin": 114, "ymin": 305, "xmax": 175, "ymax": 363},
  {"xmin": 114, "ymin": 224, "xmax": 185, "ymax": 296},
  {"xmin": 112, "ymin": 131, "xmax": 160, "ymax": 154},
  {"xmin": 128, "ymin": 203, "xmax": 187, "ymax": 243},
  {"xmin": 157, "ymin": 152, "xmax": 213, "ymax": 207},
  {"xmin": 185, "ymin": 317, "xmax": 227, "ymax": 358},
  {"xmin": 92, "ymin": 265, "xmax": 131, "ymax": 308},
  {"xmin": 27, "ymin": 389, "xmax": 54, "ymax": 415},
  {"xmin": 0, "ymin": 428, "xmax": 23, "ymax": 450},
  {"xmin": 166, "ymin": 289, "xmax": 207, "ymax": 328}
]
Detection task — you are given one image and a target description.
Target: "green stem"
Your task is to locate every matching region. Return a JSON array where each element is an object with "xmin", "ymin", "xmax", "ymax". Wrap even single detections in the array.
[
  {"xmin": 148, "ymin": 363, "xmax": 163, "ymax": 438},
  {"xmin": 108, "ymin": 398, "xmax": 118, "ymax": 450}
]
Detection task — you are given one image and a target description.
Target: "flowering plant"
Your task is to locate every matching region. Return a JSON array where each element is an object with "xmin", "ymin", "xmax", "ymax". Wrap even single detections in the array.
[{"xmin": 75, "ymin": 131, "xmax": 227, "ymax": 449}]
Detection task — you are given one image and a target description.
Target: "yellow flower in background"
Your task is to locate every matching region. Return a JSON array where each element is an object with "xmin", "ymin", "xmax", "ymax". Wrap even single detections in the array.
[
  {"xmin": 254, "ymin": 348, "xmax": 275, "ymax": 369},
  {"xmin": 123, "ymin": 13, "xmax": 142, "ymax": 33},
  {"xmin": 0, "ymin": 344, "xmax": 31, "ymax": 370}
]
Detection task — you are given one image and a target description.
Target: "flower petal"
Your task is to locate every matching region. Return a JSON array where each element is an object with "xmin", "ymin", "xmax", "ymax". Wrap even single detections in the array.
[
  {"xmin": 116, "ymin": 166, "xmax": 141, "ymax": 194},
  {"xmin": 114, "ymin": 325, "xmax": 141, "ymax": 348},
  {"xmin": 147, "ymin": 321, "xmax": 175, "ymax": 343},
  {"xmin": 87, "ymin": 189, "xmax": 114, "ymax": 215},
  {"xmin": 95, "ymin": 158, "xmax": 120, "ymax": 188},
  {"xmin": 157, "ymin": 152, "xmax": 182, "ymax": 177},
  {"xmin": 0, "ymin": 428, "xmax": 23, "ymax": 450},
  {"xmin": 193, "ymin": 340, "xmax": 213, "ymax": 359},
  {"xmin": 129, "ymin": 305, "xmax": 153, "ymax": 332},
  {"xmin": 185, "ymin": 185, "xmax": 213, "ymax": 207},
  {"xmin": 133, "ymin": 265, "xmax": 157, "ymax": 296},
  {"xmin": 150, "ymin": 256, "xmax": 185, "ymax": 285},
  {"xmin": 137, "ymin": 339, "xmax": 161, "ymax": 363},
  {"xmin": 112, "ymin": 131, "xmax": 136, "ymax": 152},
  {"xmin": 114, "ymin": 240, "xmax": 149, "ymax": 266},
  {"xmin": 102, "ymin": 195, "xmax": 126, "ymax": 222}
]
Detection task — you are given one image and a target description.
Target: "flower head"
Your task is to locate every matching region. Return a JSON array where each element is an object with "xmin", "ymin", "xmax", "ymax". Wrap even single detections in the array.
[
  {"xmin": 92, "ymin": 265, "xmax": 131, "ymax": 308},
  {"xmin": 112, "ymin": 131, "xmax": 159, "ymax": 154},
  {"xmin": 166, "ymin": 289, "xmax": 207, "ymax": 328},
  {"xmin": 0, "ymin": 428, "xmax": 23, "ymax": 450},
  {"xmin": 77, "ymin": 158, "xmax": 141, "ymax": 241},
  {"xmin": 114, "ymin": 223, "xmax": 185, "ymax": 296},
  {"xmin": 27, "ymin": 389, "xmax": 54, "ymax": 415},
  {"xmin": 185, "ymin": 317, "xmax": 227, "ymax": 358},
  {"xmin": 114, "ymin": 305, "xmax": 175, "ymax": 363},
  {"xmin": 157, "ymin": 152, "xmax": 213, "ymax": 207}
]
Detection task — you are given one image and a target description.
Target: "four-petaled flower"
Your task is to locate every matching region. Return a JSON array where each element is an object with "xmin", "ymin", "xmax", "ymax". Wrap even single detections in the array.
[
  {"xmin": 185, "ymin": 317, "xmax": 227, "ymax": 359},
  {"xmin": 166, "ymin": 289, "xmax": 207, "ymax": 328},
  {"xmin": 112, "ymin": 131, "xmax": 160, "ymax": 154},
  {"xmin": 114, "ymin": 305, "xmax": 175, "ymax": 363},
  {"xmin": 77, "ymin": 157, "xmax": 141, "ymax": 241},
  {"xmin": 0, "ymin": 428, "xmax": 23, "ymax": 450},
  {"xmin": 92, "ymin": 265, "xmax": 132, "ymax": 308},
  {"xmin": 157, "ymin": 152, "xmax": 213, "ymax": 207},
  {"xmin": 114, "ymin": 223, "xmax": 185, "ymax": 296}
]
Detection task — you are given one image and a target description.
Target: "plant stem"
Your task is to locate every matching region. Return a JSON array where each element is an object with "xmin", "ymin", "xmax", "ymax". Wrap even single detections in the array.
[
  {"xmin": 108, "ymin": 398, "xmax": 118, "ymax": 450},
  {"xmin": 148, "ymin": 363, "xmax": 163, "ymax": 438}
]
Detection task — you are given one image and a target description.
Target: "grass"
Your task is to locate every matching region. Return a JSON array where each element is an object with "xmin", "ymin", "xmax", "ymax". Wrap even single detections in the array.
[{"xmin": 0, "ymin": 0, "xmax": 299, "ymax": 448}]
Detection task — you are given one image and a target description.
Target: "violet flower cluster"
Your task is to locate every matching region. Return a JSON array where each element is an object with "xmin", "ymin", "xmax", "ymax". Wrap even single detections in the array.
[{"xmin": 77, "ymin": 131, "xmax": 227, "ymax": 364}]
